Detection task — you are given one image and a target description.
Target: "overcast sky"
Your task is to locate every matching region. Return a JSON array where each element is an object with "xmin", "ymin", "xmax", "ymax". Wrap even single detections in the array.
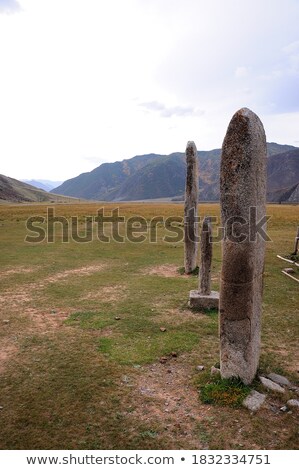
[{"xmin": 0, "ymin": 0, "xmax": 298, "ymax": 181}]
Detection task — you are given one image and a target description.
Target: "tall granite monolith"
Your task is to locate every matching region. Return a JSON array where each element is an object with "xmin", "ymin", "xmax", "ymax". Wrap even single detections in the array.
[
  {"xmin": 184, "ymin": 141, "xmax": 199, "ymax": 274},
  {"xmin": 189, "ymin": 216, "xmax": 219, "ymax": 310},
  {"xmin": 200, "ymin": 217, "xmax": 212, "ymax": 295},
  {"xmin": 219, "ymin": 107, "xmax": 267, "ymax": 385}
]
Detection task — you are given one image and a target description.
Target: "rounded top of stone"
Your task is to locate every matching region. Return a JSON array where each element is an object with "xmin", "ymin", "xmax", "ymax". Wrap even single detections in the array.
[
  {"xmin": 186, "ymin": 140, "xmax": 196, "ymax": 148},
  {"xmin": 232, "ymin": 107, "xmax": 262, "ymax": 123},
  {"xmin": 224, "ymin": 107, "xmax": 266, "ymax": 146},
  {"xmin": 220, "ymin": 107, "xmax": 267, "ymax": 218},
  {"xmin": 237, "ymin": 107, "xmax": 253, "ymax": 116},
  {"xmin": 185, "ymin": 141, "xmax": 197, "ymax": 159},
  {"xmin": 202, "ymin": 216, "xmax": 212, "ymax": 232}
]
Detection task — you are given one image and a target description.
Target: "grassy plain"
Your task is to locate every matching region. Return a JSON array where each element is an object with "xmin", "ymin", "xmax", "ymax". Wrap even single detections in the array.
[{"xmin": 0, "ymin": 202, "xmax": 298, "ymax": 449}]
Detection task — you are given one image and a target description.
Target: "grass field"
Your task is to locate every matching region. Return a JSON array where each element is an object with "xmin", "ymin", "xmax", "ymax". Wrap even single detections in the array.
[{"xmin": 0, "ymin": 202, "xmax": 298, "ymax": 450}]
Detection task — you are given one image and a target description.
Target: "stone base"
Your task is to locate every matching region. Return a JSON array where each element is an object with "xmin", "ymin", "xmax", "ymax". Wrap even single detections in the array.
[{"xmin": 189, "ymin": 290, "xmax": 219, "ymax": 310}]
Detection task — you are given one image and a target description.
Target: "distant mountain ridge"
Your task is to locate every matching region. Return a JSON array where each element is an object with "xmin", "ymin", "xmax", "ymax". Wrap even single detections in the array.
[
  {"xmin": 52, "ymin": 143, "xmax": 299, "ymax": 203},
  {"xmin": 0, "ymin": 175, "xmax": 79, "ymax": 204},
  {"xmin": 22, "ymin": 179, "xmax": 63, "ymax": 192}
]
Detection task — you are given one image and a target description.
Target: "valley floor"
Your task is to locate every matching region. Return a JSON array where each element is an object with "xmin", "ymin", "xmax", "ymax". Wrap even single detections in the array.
[{"xmin": 0, "ymin": 203, "xmax": 298, "ymax": 449}]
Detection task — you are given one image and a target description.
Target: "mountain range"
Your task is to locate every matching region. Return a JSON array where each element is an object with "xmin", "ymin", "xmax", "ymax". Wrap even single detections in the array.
[
  {"xmin": 0, "ymin": 175, "xmax": 79, "ymax": 204},
  {"xmin": 22, "ymin": 179, "xmax": 63, "ymax": 192},
  {"xmin": 52, "ymin": 143, "xmax": 299, "ymax": 203}
]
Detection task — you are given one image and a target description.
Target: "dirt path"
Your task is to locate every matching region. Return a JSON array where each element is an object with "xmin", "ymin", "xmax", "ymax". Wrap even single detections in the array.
[{"xmin": 130, "ymin": 354, "xmax": 209, "ymax": 449}]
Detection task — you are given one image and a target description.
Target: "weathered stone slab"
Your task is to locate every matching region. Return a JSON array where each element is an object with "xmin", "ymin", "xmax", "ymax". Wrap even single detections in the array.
[
  {"xmin": 220, "ymin": 275, "xmax": 263, "ymax": 321},
  {"xmin": 189, "ymin": 290, "xmax": 219, "ymax": 310},
  {"xmin": 243, "ymin": 390, "xmax": 266, "ymax": 412},
  {"xmin": 220, "ymin": 108, "xmax": 267, "ymax": 385},
  {"xmin": 184, "ymin": 141, "xmax": 199, "ymax": 274},
  {"xmin": 259, "ymin": 376, "xmax": 285, "ymax": 394},
  {"xmin": 200, "ymin": 217, "xmax": 212, "ymax": 295},
  {"xmin": 267, "ymin": 373, "xmax": 292, "ymax": 387},
  {"xmin": 189, "ymin": 216, "xmax": 219, "ymax": 310}
]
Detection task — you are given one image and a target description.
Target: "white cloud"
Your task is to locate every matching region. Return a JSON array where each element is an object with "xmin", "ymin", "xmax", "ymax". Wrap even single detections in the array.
[
  {"xmin": 235, "ymin": 67, "xmax": 249, "ymax": 79},
  {"xmin": 283, "ymin": 40, "xmax": 299, "ymax": 55},
  {"xmin": 0, "ymin": 0, "xmax": 298, "ymax": 180},
  {"xmin": 0, "ymin": 0, "xmax": 20, "ymax": 13},
  {"xmin": 139, "ymin": 101, "xmax": 204, "ymax": 118},
  {"xmin": 283, "ymin": 40, "xmax": 299, "ymax": 74},
  {"xmin": 263, "ymin": 112, "xmax": 299, "ymax": 146}
]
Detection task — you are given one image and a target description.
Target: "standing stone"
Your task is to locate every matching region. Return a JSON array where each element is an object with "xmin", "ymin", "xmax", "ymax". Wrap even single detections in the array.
[
  {"xmin": 184, "ymin": 141, "xmax": 199, "ymax": 274},
  {"xmin": 219, "ymin": 108, "xmax": 267, "ymax": 385},
  {"xmin": 189, "ymin": 216, "xmax": 219, "ymax": 310},
  {"xmin": 292, "ymin": 227, "xmax": 299, "ymax": 255},
  {"xmin": 200, "ymin": 217, "xmax": 212, "ymax": 295}
]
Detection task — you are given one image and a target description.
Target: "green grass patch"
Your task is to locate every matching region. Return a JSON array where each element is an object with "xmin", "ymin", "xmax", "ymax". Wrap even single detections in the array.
[
  {"xmin": 66, "ymin": 311, "xmax": 116, "ymax": 330},
  {"xmin": 200, "ymin": 377, "xmax": 251, "ymax": 408},
  {"xmin": 98, "ymin": 330, "xmax": 199, "ymax": 365},
  {"xmin": 177, "ymin": 265, "xmax": 199, "ymax": 275},
  {"xmin": 203, "ymin": 307, "xmax": 218, "ymax": 316}
]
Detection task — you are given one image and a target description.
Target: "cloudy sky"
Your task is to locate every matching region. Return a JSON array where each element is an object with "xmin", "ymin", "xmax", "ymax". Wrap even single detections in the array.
[{"xmin": 0, "ymin": 0, "xmax": 298, "ymax": 181}]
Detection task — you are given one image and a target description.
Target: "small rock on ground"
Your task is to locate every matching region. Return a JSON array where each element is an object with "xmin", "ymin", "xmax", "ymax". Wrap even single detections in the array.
[
  {"xmin": 159, "ymin": 356, "xmax": 168, "ymax": 364},
  {"xmin": 196, "ymin": 365, "xmax": 205, "ymax": 371},
  {"xmin": 287, "ymin": 399, "xmax": 299, "ymax": 408},
  {"xmin": 283, "ymin": 267, "xmax": 295, "ymax": 274},
  {"xmin": 243, "ymin": 390, "xmax": 266, "ymax": 412},
  {"xmin": 267, "ymin": 373, "xmax": 292, "ymax": 387},
  {"xmin": 259, "ymin": 376, "xmax": 285, "ymax": 394}
]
